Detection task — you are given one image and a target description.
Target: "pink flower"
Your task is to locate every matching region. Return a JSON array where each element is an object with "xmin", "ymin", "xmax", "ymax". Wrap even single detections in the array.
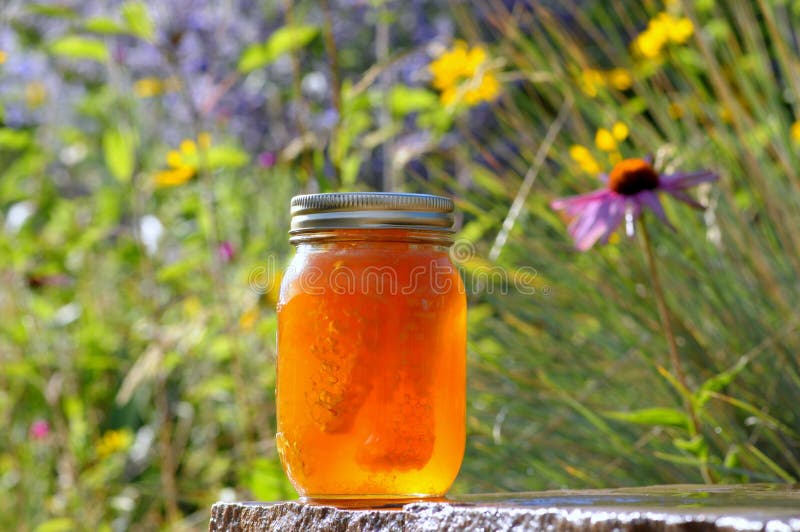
[
  {"xmin": 30, "ymin": 419, "xmax": 50, "ymax": 440},
  {"xmin": 218, "ymin": 241, "xmax": 235, "ymax": 262},
  {"xmin": 551, "ymin": 158, "xmax": 718, "ymax": 250},
  {"xmin": 258, "ymin": 151, "xmax": 277, "ymax": 168}
]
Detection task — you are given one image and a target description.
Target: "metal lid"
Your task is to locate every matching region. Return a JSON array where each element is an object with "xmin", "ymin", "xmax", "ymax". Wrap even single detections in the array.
[{"xmin": 290, "ymin": 192, "xmax": 455, "ymax": 234}]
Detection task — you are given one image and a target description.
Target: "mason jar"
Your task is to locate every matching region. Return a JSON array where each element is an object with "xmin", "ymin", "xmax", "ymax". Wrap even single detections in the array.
[{"xmin": 276, "ymin": 192, "xmax": 466, "ymax": 499}]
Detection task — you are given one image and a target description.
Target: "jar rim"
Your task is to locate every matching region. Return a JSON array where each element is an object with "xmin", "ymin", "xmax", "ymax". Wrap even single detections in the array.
[{"xmin": 289, "ymin": 192, "xmax": 455, "ymax": 235}]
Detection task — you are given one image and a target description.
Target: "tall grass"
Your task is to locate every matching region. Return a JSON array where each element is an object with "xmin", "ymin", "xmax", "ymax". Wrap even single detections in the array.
[{"xmin": 1, "ymin": 0, "xmax": 799, "ymax": 529}]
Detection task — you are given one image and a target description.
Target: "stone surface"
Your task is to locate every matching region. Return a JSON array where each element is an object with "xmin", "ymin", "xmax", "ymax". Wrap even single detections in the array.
[{"xmin": 209, "ymin": 484, "xmax": 800, "ymax": 531}]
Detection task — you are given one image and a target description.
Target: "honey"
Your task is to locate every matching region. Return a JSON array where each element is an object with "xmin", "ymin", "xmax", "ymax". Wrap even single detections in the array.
[{"xmin": 276, "ymin": 194, "xmax": 466, "ymax": 499}]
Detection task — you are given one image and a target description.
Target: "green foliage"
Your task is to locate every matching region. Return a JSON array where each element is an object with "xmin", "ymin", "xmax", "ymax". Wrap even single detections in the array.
[
  {"xmin": 2, "ymin": 0, "xmax": 800, "ymax": 530},
  {"xmin": 121, "ymin": 1, "xmax": 155, "ymax": 41},
  {"xmin": 238, "ymin": 25, "xmax": 319, "ymax": 73},
  {"xmin": 102, "ymin": 126, "xmax": 136, "ymax": 182},
  {"xmin": 49, "ymin": 36, "xmax": 109, "ymax": 62}
]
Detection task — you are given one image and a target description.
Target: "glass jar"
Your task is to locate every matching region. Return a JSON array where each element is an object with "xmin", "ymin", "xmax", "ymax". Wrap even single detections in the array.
[{"xmin": 276, "ymin": 192, "xmax": 466, "ymax": 500}]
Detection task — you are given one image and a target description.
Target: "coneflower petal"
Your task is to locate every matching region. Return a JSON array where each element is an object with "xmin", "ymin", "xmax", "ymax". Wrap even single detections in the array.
[
  {"xmin": 638, "ymin": 190, "xmax": 675, "ymax": 231},
  {"xmin": 660, "ymin": 170, "xmax": 719, "ymax": 189}
]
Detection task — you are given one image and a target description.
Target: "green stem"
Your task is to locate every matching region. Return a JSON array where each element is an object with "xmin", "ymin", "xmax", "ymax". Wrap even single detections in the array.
[{"xmin": 639, "ymin": 218, "xmax": 714, "ymax": 483}]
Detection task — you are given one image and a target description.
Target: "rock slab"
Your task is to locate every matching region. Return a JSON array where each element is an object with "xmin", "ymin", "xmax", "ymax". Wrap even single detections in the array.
[{"xmin": 209, "ymin": 484, "xmax": 800, "ymax": 531}]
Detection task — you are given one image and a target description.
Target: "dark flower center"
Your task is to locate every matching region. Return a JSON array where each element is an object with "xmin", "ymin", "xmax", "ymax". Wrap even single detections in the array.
[{"xmin": 609, "ymin": 158, "xmax": 660, "ymax": 195}]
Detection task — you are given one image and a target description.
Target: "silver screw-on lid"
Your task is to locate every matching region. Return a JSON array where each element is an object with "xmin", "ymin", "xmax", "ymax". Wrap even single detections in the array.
[{"xmin": 290, "ymin": 192, "xmax": 455, "ymax": 234}]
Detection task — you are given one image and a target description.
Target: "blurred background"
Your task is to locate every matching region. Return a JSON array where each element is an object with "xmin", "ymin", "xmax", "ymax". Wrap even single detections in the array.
[{"xmin": 2, "ymin": 0, "xmax": 800, "ymax": 529}]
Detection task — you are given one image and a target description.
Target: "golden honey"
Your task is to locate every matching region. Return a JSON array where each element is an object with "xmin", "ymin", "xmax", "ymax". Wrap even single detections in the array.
[{"xmin": 276, "ymin": 194, "xmax": 466, "ymax": 499}]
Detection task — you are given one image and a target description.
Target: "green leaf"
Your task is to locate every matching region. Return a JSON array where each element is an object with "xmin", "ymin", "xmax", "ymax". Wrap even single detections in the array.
[
  {"xmin": 673, "ymin": 435, "xmax": 707, "ymax": 455},
  {"xmin": 50, "ymin": 36, "xmax": 109, "ymax": 63},
  {"xmin": 33, "ymin": 518, "xmax": 75, "ymax": 532},
  {"xmin": 604, "ymin": 407, "xmax": 690, "ymax": 429},
  {"xmin": 205, "ymin": 145, "xmax": 249, "ymax": 169},
  {"xmin": 0, "ymin": 128, "xmax": 33, "ymax": 150},
  {"xmin": 102, "ymin": 127, "xmax": 136, "ymax": 182},
  {"xmin": 27, "ymin": 4, "xmax": 77, "ymax": 18},
  {"xmin": 84, "ymin": 17, "xmax": 130, "ymax": 36},
  {"xmin": 387, "ymin": 85, "xmax": 438, "ymax": 116},
  {"xmin": 696, "ymin": 356, "xmax": 749, "ymax": 407},
  {"xmin": 122, "ymin": 1, "xmax": 155, "ymax": 41},
  {"xmin": 238, "ymin": 25, "xmax": 318, "ymax": 73}
]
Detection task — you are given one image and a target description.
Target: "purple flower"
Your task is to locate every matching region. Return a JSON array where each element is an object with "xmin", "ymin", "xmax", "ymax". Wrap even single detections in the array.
[
  {"xmin": 30, "ymin": 419, "xmax": 50, "ymax": 440},
  {"xmin": 257, "ymin": 151, "xmax": 277, "ymax": 168},
  {"xmin": 218, "ymin": 241, "xmax": 235, "ymax": 262},
  {"xmin": 551, "ymin": 158, "xmax": 718, "ymax": 250}
]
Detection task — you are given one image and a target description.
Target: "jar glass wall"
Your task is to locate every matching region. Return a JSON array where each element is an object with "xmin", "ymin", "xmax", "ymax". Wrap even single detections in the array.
[{"xmin": 276, "ymin": 219, "xmax": 466, "ymax": 499}]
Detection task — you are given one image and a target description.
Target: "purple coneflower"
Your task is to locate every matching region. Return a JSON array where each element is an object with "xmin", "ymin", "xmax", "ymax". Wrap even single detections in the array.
[{"xmin": 551, "ymin": 158, "xmax": 718, "ymax": 250}]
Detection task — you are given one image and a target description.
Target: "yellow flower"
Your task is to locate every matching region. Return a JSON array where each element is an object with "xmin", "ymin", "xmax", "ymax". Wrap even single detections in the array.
[
  {"xmin": 633, "ymin": 12, "xmax": 694, "ymax": 58},
  {"xmin": 595, "ymin": 128, "xmax": 617, "ymax": 152},
  {"xmin": 154, "ymin": 134, "xmax": 212, "ymax": 188},
  {"xmin": 791, "ymin": 121, "xmax": 800, "ymax": 144},
  {"xmin": 578, "ymin": 68, "xmax": 633, "ymax": 97},
  {"xmin": 569, "ymin": 144, "xmax": 601, "ymax": 175},
  {"xmin": 180, "ymin": 139, "xmax": 197, "ymax": 155},
  {"xmin": 429, "ymin": 41, "xmax": 500, "ymax": 106},
  {"xmin": 0, "ymin": 50, "xmax": 7, "ymax": 65},
  {"xmin": 133, "ymin": 76, "xmax": 181, "ymax": 98},
  {"xmin": 667, "ymin": 16, "xmax": 694, "ymax": 44},
  {"xmin": 607, "ymin": 68, "xmax": 633, "ymax": 90},
  {"xmin": 579, "ymin": 69, "xmax": 606, "ymax": 97},
  {"xmin": 96, "ymin": 429, "xmax": 132, "ymax": 458},
  {"xmin": 166, "ymin": 150, "xmax": 184, "ymax": 168},
  {"xmin": 596, "ymin": 122, "xmax": 628, "ymax": 152},
  {"xmin": 154, "ymin": 166, "xmax": 194, "ymax": 188},
  {"xmin": 611, "ymin": 122, "xmax": 629, "ymax": 141}
]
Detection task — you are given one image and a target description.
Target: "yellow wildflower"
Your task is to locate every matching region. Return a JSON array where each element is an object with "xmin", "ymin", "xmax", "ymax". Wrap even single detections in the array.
[
  {"xmin": 0, "ymin": 50, "xmax": 6, "ymax": 65},
  {"xmin": 633, "ymin": 12, "xmax": 694, "ymax": 59},
  {"xmin": 569, "ymin": 144, "xmax": 601, "ymax": 175},
  {"xmin": 595, "ymin": 129, "xmax": 617, "ymax": 152},
  {"xmin": 607, "ymin": 68, "xmax": 633, "ymax": 90},
  {"xmin": 154, "ymin": 134, "xmax": 212, "ymax": 188},
  {"xmin": 596, "ymin": 122, "xmax": 628, "ymax": 152},
  {"xmin": 667, "ymin": 16, "xmax": 694, "ymax": 44},
  {"xmin": 429, "ymin": 41, "xmax": 500, "ymax": 107},
  {"xmin": 791, "ymin": 121, "xmax": 800, "ymax": 144},
  {"xmin": 180, "ymin": 139, "xmax": 197, "ymax": 155},
  {"xmin": 578, "ymin": 67, "xmax": 634, "ymax": 97},
  {"xmin": 96, "ymin": 429, "xmax": 132, "ymax": 458},
  {"xmin": 611, "ymin": 122, "xmax": 629, "ymax": 141},
  {"xmin": 133, "ymin": 76, "xmax": 181, "ymax": 98},
  {"xmin": 166, "ymin": 150, "xmax": 183, "ymax": 168},
  {"xmin": 579, "ymin": 69, "xmax": 606, "ymax": 97}
]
